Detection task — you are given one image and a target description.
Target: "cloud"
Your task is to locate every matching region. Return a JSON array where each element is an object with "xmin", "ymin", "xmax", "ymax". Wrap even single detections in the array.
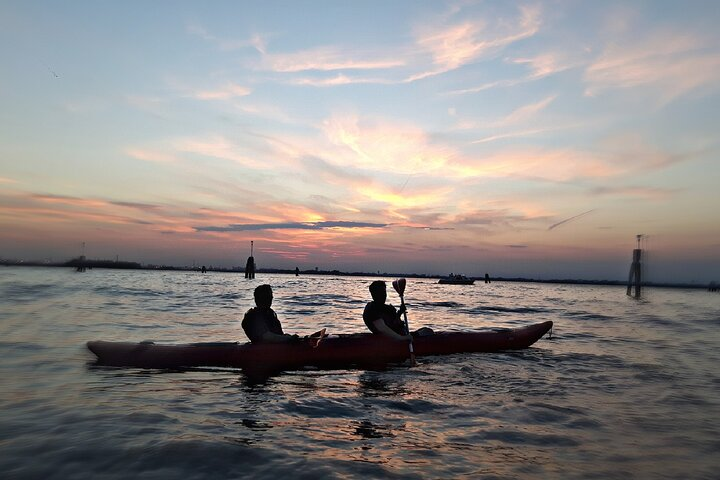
[
  {"xmin": 127, "ymin": 130, "xmax": 302, "ymax": 171},
  {"xmin": 262, "ymin": 47, "xmax": 404, "ymax": 73},
  {"xmin": 446, "ymin": 51, "xmax": 580, "ymax": 95},
  {"xmin": 0, "ymin": 176, "xmax": 18, "ymax": 184},
  {"xmin": 446, "ymin": 78, "xmax": 526, "ymax": 95},
  {"xmin": 125, "ymin": 148, "xmax": 178, "ymax": 164},
  {"xmin": 510, "ymin": 53, "xmax": 576, "ymax": 79},
  {"xmin": 409, "ymin": 5, "xmax": 542, "ymax": 81},
  {"xmin": 194, "ymin": 82, "xmax": 252, "ymax": 100},
  {"xmin": 187, "ymin": 24, "xmax": 266, "ymax": 53},
  {"xmin": 290, "ymin": 73, "xmax": 390, "ymax": 87},
  {"xmin": 404, "ymin": 225, "xmax": 454, "ymax": 231},
  {"xmin": 321, "ymin": 115, "xmax": 454, "ymax": 174},
  {"xmin": 457, "ymin": 95, "xmax": 557, "ymax": 132},
  {"xmin": 257, "ymin": 246, "xmax": 310, "ymax": 260},
  {"xmin": 584, "ymin": 30, "xmax": 720, "ymax": 102},
  {"xmin": 356, "ymin": 184, "xmax": 452, "ymax": 209},
  {"xmin": 110, "ymin": 201, "xmax": 163, "ymax": 211},
  {"xmin": 451, "ymin": 133, "xmax": 700, "ymax": 182},
  {"xmin": 495, "ymin": 95, "xmax": 557, "ymax": 126},
  {"xmin": 450, "ymin": 148, "xmax": 621, "ymax": 182},
  {"xmin": 598, "ymin": 134, "xmax": 701, "ymax": 172},
  {"xmin": 32, "ymin": 194, "xmax": 108, "ymax": 208},
  {"xmin": 548, "ymin": 209, "xmax": 595, "ymax": 230},
  {"xmin": 3, "ymin": 193, "xmax": 159, "ymax": 227},
  {"xmin": 589, "ymin": 186, "xmax": 679, "ymax": 200},
  {"xmin": 300, "ymin": 156, "xmax": 372, "ymax": 186},
  {"xmin": 234, "ymin": 102, "xmax": 298, "ymax": 124},
  {"xmin": 252, "ymin": 4, "xmax": 540, "ymax": 86},
  {"xmin": 452, "ymin": 207, "xmax": 545, "ymax": 230},
  {"xmin": 173, "ymin": 135, "xmax": 275, "ymax": 169},
  {"xmin": 195, "ymin": 221, "xmax": 389, "ymax": 232},
  {"xmin": 469, "ymin": 128, "xmax": 552, "ymax": 144}
]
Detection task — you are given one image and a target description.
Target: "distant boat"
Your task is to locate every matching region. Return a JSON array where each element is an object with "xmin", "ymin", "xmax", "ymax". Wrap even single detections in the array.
[{"xmin": 438, "ymin": 275, "xmax": 475, "ymax": 285}]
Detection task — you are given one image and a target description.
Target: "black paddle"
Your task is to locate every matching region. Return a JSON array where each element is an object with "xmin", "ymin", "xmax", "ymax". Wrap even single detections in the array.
[{"xmin": 392, "ymin": 278, "xmax": 416, "ymax": 366}]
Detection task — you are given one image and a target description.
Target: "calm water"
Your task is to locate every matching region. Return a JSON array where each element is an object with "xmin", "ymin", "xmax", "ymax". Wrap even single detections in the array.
[{"xmin": 1, "ymin": 267, "xmax": 718, "ymax": 479}]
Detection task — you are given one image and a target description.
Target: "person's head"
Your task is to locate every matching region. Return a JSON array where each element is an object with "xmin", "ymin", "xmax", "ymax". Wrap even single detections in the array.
[
  {"xmin": 254, "ymin": 284, "xmax": 273, "ymax": 308},
  {"xmin": 369, "ymin": 280, "xmax": 387, "ymax": 303}
]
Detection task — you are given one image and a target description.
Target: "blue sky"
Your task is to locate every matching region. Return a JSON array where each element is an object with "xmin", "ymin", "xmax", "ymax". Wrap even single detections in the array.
[{"xmin": 1, "ymin": 1, "xmax": 719, "ymax": 282}]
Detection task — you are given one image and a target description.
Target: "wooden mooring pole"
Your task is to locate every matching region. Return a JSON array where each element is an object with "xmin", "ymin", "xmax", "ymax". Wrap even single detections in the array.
[
  {"xmin": 245, "ymin": 241, "xmax": 255, "ymax": 279},
  {"xmin": 626, "ymin": 235, "xmax": 642, "ymax": 298}
]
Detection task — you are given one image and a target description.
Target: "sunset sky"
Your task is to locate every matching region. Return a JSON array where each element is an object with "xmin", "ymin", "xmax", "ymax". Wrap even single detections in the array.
[{"xmin": 1, "ymin": 1, "xmax": 719, "ymax": 282}]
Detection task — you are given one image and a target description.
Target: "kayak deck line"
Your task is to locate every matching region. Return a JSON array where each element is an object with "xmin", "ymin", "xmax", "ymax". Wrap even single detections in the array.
[{"xmin": 87, "ymin": 321, "xmax": 553, "ymax": 371}]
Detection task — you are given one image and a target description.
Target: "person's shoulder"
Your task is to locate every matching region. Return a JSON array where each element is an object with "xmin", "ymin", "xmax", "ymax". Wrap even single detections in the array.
[{"xmin": 363, "ymin": 301, "xmax": 378, "ymax": 312}]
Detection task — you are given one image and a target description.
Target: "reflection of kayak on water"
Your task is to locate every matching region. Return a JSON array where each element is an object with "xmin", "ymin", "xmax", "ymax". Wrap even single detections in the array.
[{"xmin": 87, "ymin": 321, "xmax": 553, "ymax": 371}]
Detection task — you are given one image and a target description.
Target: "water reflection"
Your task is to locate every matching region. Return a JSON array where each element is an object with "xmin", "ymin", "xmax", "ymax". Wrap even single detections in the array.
[
  {"xmin": 239, "ymin": 418, "xmax": 272, "ymax": 431},
  {"xmin": 352, "ymin": 419, "xmax": 394, "ymax": 439},
  {"xmin": 357, "ymin": 371, "xmax": 408, "ymax": 398}
]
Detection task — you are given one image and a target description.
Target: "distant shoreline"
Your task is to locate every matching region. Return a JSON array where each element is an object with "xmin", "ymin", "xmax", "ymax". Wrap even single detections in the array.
[{"xmin": 2, "ymin": 259, "xmax": 716, "ymax": 290}]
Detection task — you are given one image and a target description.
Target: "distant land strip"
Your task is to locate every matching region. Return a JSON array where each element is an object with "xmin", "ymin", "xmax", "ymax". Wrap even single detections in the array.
[{"xmin": 1, "ymin": 257, "xmax": 716, "ymax": 290}]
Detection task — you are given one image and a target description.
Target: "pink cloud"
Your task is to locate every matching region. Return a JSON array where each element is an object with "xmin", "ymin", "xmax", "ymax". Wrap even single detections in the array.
[
  {"xmin": 321, "ymin": 115, "xmax": 454, "ymax": 174},
  {"xmin": 450, "ymin": 148, "xmax": 621, "ymax": 182},
  {"xmin": 291, "ymin": 74, "xmax": 390, "ymax": 87},
  {"xmin": 32, "ymin": 194, "xmax": 109, "ymax": 208},
  {"xmin": 510, "ymin": 53, "xmax": 575, "ymax": 79},
  {"xmin": 194, "ymin": 82, "xmax": 252, "ymax": 100},
  {"xmin": 584, "ymin": 30, "xmax": 720, "ymax": 102},
  {"xmin": 173, "ymin": 135, "xmax": 275, "ymax": 169},
  {"xmin": 447, "ymin": 52, "xmax": 581, "ymax": 95},
  {"xmin": 125, "ymin": 148, "xmax": 178, "ymax": 164},
  {"xmin": 410, "ymin": 5, "xmax": 541, "ymax": 81}
]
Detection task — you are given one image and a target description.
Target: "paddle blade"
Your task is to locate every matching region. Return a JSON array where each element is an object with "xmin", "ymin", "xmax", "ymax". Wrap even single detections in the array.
[
  {"xmin": 308, "ymin": 328, "xmax": 327, "ymax": 349},
  {"xmin": 392, "ymin": 278, "xmax": 406, "ymax": 296}
]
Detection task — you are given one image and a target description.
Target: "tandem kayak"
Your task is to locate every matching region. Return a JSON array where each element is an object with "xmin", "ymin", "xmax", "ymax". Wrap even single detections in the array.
[{"xmin": 87, "ymin": 321, "xmax": 552, "ymax": 371}]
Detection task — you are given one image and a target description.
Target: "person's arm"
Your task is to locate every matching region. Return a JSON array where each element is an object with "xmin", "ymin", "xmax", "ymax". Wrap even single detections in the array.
[
  {"xmin": 244, "ymin": 309, "xmax": 299, "ymax": 344},
  {"xmin": 370, "ymin": 318, "xmax": 411, "ymax": 341}
]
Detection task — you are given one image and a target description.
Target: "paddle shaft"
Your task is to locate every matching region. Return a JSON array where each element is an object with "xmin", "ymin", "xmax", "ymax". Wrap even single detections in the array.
[{"xmin": 398, "ymin": 293, "xmax": 416, "ymax": 365}]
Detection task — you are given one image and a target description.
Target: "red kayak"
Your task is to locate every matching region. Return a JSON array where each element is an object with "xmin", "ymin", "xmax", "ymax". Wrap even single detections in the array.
[{"xmin": 87, "ymin": 321, "xmax": 552, "ymax": 371}]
